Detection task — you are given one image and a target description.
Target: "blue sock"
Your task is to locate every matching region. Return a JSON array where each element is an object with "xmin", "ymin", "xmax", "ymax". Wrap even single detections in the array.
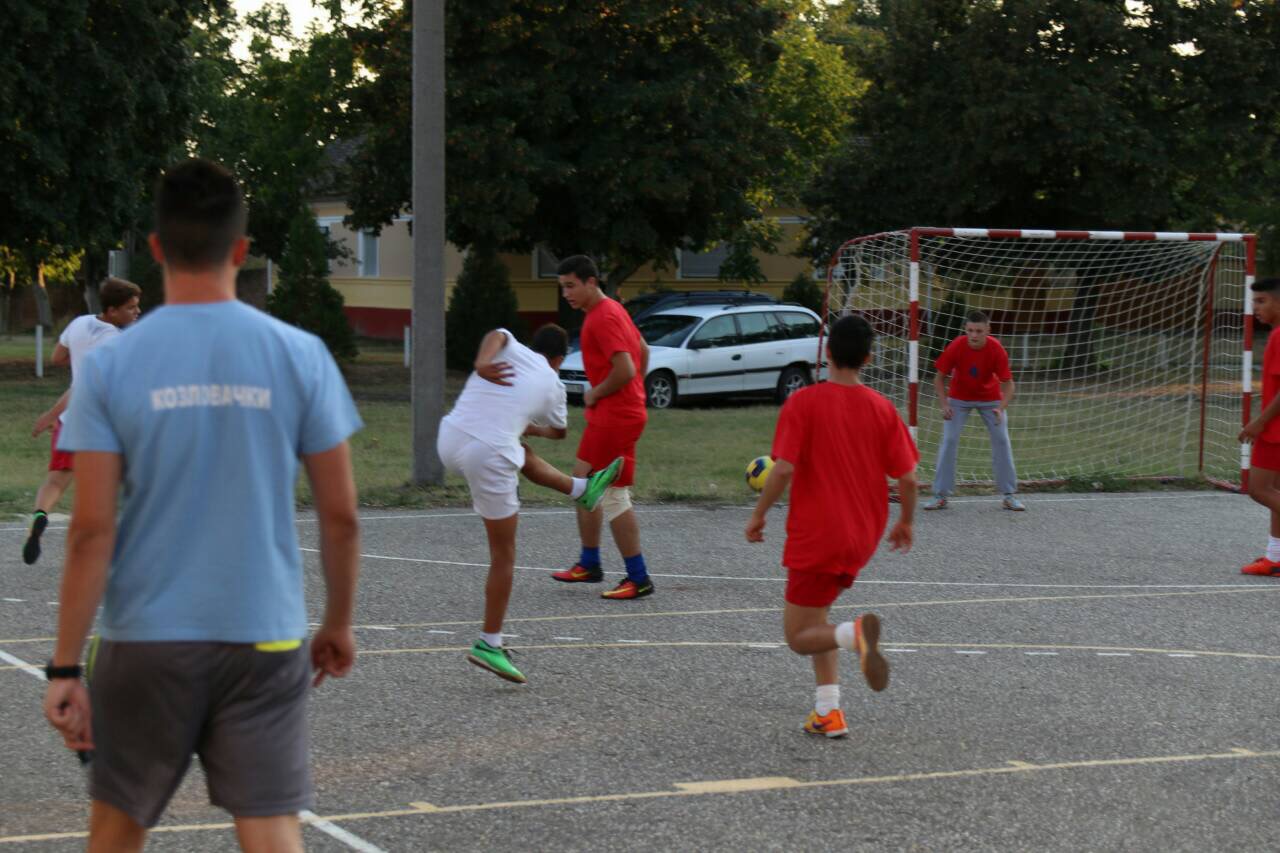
[
  {"xmin": 579, "ymin": 546, "xmax": 601, "ymax": 569},
  {"xmin": 623, "ymin": 553, "xmax": 648, "ymax": 583}
]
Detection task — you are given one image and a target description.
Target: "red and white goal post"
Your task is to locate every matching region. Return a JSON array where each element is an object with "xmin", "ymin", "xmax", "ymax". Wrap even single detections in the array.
[{"xmin": 818, "ymin": 228, "xmax": 1258, "ymax": 491}]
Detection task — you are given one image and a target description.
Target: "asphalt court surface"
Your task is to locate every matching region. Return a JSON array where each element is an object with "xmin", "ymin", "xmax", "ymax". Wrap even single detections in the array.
[{"xmin": 2, "ymin": 491, "xmax": 1280, "ymax": 850}]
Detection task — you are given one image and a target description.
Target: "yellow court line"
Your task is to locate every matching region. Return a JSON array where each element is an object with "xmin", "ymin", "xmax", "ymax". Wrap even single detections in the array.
[{"xmin": 2, "ymin": 746, "xmax": 1276, "ymax": 844}]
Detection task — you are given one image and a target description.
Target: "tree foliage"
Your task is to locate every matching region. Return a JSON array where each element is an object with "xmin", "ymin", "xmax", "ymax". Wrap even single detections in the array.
[
  {"xmin": 804, "ymin": 0, "xmax": 1280, "ymax": 258},
  {"xmin": 445, "ymin": 248, "xmax": 525, "ymax": 371},
  {"xmin": 191, "ymin": 4, "xmax": 356, "ymax": 263},
  {"xmin": 267, "ymin": 213, "xmax": 358, "ymax": 362},
  {"xmin": 339, "ymin": 0, "xmax": 791, "ymax": 289},
  {"xmin": 0, "ymin": 1, "xmax": 225, "ymax": 274}
]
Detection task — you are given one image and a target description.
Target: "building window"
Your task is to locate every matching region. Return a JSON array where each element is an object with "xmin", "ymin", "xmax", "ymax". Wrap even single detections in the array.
[
  {"xmin": 679, "ymin": 244, "xmax": 729, "ymax": 279},
  {"xmin": 358, "ymin": 230, "xmax": 379, "ymax": 278},
  {"xmin": 535, "ymin": 246, "xmax": 560, "ymax": 279}
]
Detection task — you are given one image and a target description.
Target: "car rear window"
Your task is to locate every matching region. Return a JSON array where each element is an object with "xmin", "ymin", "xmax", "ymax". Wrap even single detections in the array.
[
  {"xmin": 637, "ymin": 314, "xmax": 700, "ymax": 347},
  {"xmin": 776, "ymin": 311, "xmax": 820, "ymax": 339}
]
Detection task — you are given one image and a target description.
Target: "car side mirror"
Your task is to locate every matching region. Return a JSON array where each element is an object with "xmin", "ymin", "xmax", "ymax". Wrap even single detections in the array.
[{"xmin": 687, "ymin": 338, "xmax": 707, "ymax": 351}]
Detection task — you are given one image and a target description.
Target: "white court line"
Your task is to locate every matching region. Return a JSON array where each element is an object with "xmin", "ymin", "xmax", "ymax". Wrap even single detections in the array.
[
  {"xmin": 0, "ymin": 492, "xmax": 1239, "ymax": 533},
  {"xmin": 300, "ymin": 811, "xmax": 389, "ymax": 853},
  {"xmin": 955, "ymin": 650, "xmax": 986, "ymax": 655},
  {"xmin": 1168, "ymin": 653, "xmax": 1198, "ymax": 658},
  {"xmin": 1024, "ymin": 651, "xmax": 1058, "ymax": 656},
  {"xmin": 552, "ymin": 636, "xmax": 584, "ymax": 641},
  {"xmin": 299, "ymin": 548, "xmax": 1267, "ymax": 591},
  {"xmin": 1097, "ymin": 653, "xmax": 1132, "ymax": 657},
  {"xmin": 0, "ymin": 649, "xmax": 385, "ymax": 853}
]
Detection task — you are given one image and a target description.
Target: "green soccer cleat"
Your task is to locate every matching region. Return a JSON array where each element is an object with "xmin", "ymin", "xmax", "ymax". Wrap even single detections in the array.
[
  {"xmin": 576, "ymin": 456, "xmax": 624, "ymax": 512},
  {"xmin": 466, "ymin": 640, "xmax": 527, "ymax": 684}
]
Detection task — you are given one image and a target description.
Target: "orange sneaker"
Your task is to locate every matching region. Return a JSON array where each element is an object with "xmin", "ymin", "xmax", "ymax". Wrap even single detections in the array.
[
  {"xmin": 855, "ymin": 613, "xmax": 889, "ymax": 692},
  {"xmin": 551, "ymin": 564, "xmax": 604, "ymax": 583},
  {"xmin": 601, "ymin": 578, "xmax": 654, "ymax": 600},
  {"xmin": 803, "ymin": 709, "xmax": 849, "ymax": 738},
  {"xmin": 1241, "ymin": 557, "xmax": 1280, "ymax": 577}
]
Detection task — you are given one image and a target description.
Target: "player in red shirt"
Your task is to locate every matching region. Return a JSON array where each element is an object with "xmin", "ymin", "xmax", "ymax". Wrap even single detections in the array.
[
  {"xmin": 924, "ymin": 310, "xmax": 1024, "ymax": 511},
  {"xmin": 550, "ymin": 255, "xmax": 655, "ymax": 599},
  {"xmin": 746, "ymin": 315, "xmax": 918, "ymax": 738},
  {"xmin": 1239, "ymin": 277, "xmax": 1280, "ymax": 576}
]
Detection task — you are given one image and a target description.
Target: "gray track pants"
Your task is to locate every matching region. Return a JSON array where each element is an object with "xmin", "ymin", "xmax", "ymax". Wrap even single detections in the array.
[{"xmin": 932, "ymin": 398, "xmax": 1018, "ymax": 496}]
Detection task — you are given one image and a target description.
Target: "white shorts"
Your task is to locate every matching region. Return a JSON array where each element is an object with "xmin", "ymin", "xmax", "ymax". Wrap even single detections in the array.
[{"xmin": 437, "ymin": 421, "xmax": 521, "ymax": 520}]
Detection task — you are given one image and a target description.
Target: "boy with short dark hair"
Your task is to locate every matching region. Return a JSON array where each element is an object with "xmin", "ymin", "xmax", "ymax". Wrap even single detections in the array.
[
  {"xmin": 1239, "ymin": 277, "xmax": 1280, "ymax": 576},
  {"xmin": 24, "ymin": 277, "xmax": 142, "ymax": 565},
  {"xmin": 438, "ymin": 322, "xmax": 622, "ymax": 683},
  {"xmin": 925, "ymin": 309, "xmax": 1024, "ymax": 511},
  {"xmin": 747, "ymin": 314, "xmax": 918, "ymax": 738}
]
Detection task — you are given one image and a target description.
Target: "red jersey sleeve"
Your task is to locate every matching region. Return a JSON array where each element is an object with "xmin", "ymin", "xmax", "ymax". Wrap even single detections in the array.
[
  {"xmin": 771, "ymin": 392, "xmax": 808, "ymax": 466},
  {"xmin": 993, "ymin": 340, "xmax": 1013, "ymax": 382},
  {"xmin": 882, "ymin": 406, "xmax": 920, "ymax": 479},
  {"xmin": 935, "ymin": 337, "xmax": 960, "ymax": 375},
  {"xmin": 1266, "ymin": 333, "xmax": 1280, "ymax": 376},
  {"xmin": 594, "ymin": 313, "xmax": 636, "ymax": 360}
]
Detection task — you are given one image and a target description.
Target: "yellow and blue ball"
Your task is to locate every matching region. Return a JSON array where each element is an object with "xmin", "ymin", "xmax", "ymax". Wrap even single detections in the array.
[{"xmin": 745, "ymin": 455, "xmax": 774, "ymax": 492}]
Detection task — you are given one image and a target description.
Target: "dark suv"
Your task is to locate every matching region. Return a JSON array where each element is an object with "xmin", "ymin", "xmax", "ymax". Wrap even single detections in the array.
[{"xmin": 623, "ymin": 290, "xmax": 778, "ymax": 323}]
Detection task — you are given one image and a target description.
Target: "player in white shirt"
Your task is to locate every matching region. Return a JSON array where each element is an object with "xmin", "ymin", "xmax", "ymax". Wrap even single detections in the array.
[
  {"xmin": 24, "ymin": 277, "xmax": 141, "ymax": 565},
  {"xmin": 438, "ymin": 325, "xmax": 622, "ymax": 683}
]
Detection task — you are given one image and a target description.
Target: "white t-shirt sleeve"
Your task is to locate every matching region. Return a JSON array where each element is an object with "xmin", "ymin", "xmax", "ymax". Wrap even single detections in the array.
[{"xmin": 544, "ymin": 381, "xmax": 568, "ymax": 430}]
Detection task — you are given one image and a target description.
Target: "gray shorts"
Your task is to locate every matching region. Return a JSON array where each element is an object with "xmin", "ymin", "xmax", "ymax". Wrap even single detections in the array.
[{"xmin": 88, "ymin": 640, "xmax": 312, "ymax": 828}]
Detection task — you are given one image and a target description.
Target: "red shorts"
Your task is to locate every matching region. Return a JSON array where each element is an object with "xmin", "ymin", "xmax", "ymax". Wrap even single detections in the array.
[
  {"xmin": 784, "ymin": 569, "xmax": 856, "ymax": 608},
  {"xmin": 48, "ymin": 421, "xmax": 74, "ymax": 472},
  {"xmin": 577, "ymin": 420, "xmax": 644, "ymax": 488},
  {"xmin": 1253, "ymin": 439, "xmax": 1280, "ymax": 472}
]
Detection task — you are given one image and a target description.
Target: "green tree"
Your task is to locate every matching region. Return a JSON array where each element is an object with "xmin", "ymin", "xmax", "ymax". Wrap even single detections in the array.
[
  {"xmin": 337, "ymin": 0, "xmax": 790, "ymax": 290},
  {"xmin": 0, "ymin": 1, "xmax": 226, "ymax": 306},
  {"xmin": 191, "ymin": 4, "xmax": 356, "ymax": 263},
  {"xmin": 805, "ymin": 0, "xmax": 1280, "ymax": 251},
  {"xmin": 782, "ymin": 271, "xmax": 824, "ymax": 314},
  {"xmin": 445, "ymin": 248, "xmax": 525, "ymax": 371},
  {"xmin": 267, "ymin": 213, "xmax": 358, "ymax": 362}
]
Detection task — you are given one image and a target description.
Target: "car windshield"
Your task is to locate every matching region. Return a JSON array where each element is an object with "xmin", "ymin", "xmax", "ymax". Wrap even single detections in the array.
[{"xmin": 637, "ymin": 314, "xmax": 700, "ymax": 347}]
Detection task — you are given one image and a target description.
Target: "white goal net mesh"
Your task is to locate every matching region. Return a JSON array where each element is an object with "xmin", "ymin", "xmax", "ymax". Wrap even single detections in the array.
[{"xmin": 824, "ymin": 230, "xmax": 1249, "ymax": 488}]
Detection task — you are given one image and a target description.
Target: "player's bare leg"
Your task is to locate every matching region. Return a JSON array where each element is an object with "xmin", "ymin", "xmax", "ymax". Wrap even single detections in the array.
[
  {"xmin": 34, "ymin": 470, "xmax": 73, "ymax": 514},
  {"xmin": 87, "ymin": 800, "xmax": 146, "ymax": 853},
  {"xmin": 481, "ymin": 514, "xmax": 518, "ymax": 635},
  {"xmin": 234, "ymin": 815, "xmax": 304, "ymax": 853},
  {"xmin": 520, "ymin": 445, "xmax": 573, "ymax": 495},
  {"xmin": 572, "ymin": 457, "xmax": 603, "ymax": 549}
]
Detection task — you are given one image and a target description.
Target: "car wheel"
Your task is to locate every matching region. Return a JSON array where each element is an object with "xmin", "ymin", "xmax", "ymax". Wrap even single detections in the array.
[
  {"xmin": 645, "ymin": 371, "xmax": 678, "ymax": 409},
  {"xmin": 776, "ymin": 365, "xmax": 810, "ymax": 403}
]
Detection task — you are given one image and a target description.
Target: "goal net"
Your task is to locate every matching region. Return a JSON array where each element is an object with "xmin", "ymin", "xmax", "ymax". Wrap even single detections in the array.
[{"xmin": 821, "ymin": 228, "xmax": 1257, "ymax": 491}]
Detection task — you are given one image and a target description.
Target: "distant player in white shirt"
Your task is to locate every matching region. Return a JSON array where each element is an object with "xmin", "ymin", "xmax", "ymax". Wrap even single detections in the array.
[
  {"xmin": 23, "ymin": 277, "xmax": 141, "ymax": 565},
  {"xmin": 438, "ymin": 325, "xmax": 622, "ymax": 684}
]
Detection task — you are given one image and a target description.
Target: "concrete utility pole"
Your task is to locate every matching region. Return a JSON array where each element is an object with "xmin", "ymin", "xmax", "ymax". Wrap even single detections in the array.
[{"xmin": 411, "ymin": 0, "xmax": 446, "ymax": 484}]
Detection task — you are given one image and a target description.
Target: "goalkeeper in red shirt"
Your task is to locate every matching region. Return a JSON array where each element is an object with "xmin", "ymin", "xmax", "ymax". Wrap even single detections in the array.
[
  {"xmin": 1239, "ymin": 277, "xmax": 1280, "ymax": 576},
  {"xmin": 746, "ymin": 315, "xmax": 918, "ymax": 738}
]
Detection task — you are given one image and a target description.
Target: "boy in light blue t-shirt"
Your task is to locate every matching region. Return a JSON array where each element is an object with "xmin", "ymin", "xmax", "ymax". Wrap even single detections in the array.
[{"xmin": 44, "ymin": 159, "xmax": 363, "ymax": 852}]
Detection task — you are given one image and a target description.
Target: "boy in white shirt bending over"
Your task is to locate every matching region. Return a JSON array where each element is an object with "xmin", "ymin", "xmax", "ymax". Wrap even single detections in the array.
[{"xmin": 438, "ymin": 325, "xmax": 621, "ymax": 684}]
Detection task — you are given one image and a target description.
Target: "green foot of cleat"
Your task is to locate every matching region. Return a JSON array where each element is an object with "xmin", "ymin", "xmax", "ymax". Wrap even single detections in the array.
[
  {"xmin": 577, "ymin": 456, "xmax": 624, "ymax": 511},
  {"xmin": 466, "ymin": 640, "xmax": 527, "ymax": 684}
]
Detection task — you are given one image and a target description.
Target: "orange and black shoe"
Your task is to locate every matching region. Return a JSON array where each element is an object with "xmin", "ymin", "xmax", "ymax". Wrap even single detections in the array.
[
  {"xmin": 855, "ymin": 613, "xmax": 889, "ymax": 692},
  {"xmin": 803, "ymin": 709, "xmax": 849, "ymax": 738},
  {"xmin": 1241, "ymin": 556, "xmax": 1280, "ymax": 577},
  {"xmin": 551, "ymin": 564, "xmax": 604, "ymax": 583},
  {"xmin": 601, "ymin": 577, "xmax": 654, "ymax": 600}
]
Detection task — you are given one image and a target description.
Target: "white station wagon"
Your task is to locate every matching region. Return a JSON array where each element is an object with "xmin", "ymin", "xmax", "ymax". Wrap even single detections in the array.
[{"xmin": 559, "ymin": 303, "xmax": 823, "ymax": 409}]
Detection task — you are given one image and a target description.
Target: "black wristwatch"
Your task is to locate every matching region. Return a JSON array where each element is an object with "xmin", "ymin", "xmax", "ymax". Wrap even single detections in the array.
[{"xmin": 44, "ymin": 662, "xmax": 82, "ymax": 680}]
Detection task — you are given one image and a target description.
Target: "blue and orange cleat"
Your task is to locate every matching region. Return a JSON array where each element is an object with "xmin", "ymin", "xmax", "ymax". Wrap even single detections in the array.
[
  {"xmin": 601, "ymin": 578, "xmax": 654, "ymax": 600},
  {"xmin": 803, "ymin": 709, "xmax": 849, "ymax": 738}
]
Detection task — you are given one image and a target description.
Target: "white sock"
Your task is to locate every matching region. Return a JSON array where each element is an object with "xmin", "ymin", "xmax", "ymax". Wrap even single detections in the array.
[
  {"xmin": 815, "ymin": 684, "xmax": 840, "ymax": 716},
  {"xmin": 569, "ymin": 478, "xmax": 587, "ymax": 499},
  {"xmin": 481, "ymin": 631, "xmax": 503, "ymax": 648},
  {"xmin": 834, "ymin": 621, "xmax": 856, "ymax": 652},
  {"xmin": 1267, "ymin": 537, "xmax": 1280, "ymax": 562}
]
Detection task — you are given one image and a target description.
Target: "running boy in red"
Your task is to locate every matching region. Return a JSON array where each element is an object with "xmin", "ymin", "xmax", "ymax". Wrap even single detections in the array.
[
  {"xmin": 746, "ymin": 315, "xmax": 918, "ymax": 738},
  {"xmin": 1239, "ymin": 277, "xmax": 1280, "ymax": 576}
]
